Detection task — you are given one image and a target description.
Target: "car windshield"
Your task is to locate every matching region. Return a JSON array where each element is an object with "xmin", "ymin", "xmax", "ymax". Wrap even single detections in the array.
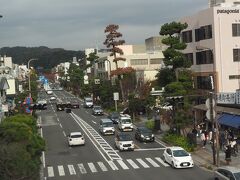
[
  {"xmin": 121, "ymin": 118, "xmax": 131, "ymax": 124},
  {"xmin": 94, "ymin": 106, "xmax": 102, "ymax": 110},
  {"xmin": 102, "ymin": 122, "xmax": 113, "ymax": 127},
  {"xmin": 173, "ymin": 150, "xmax": 189, "ymax": 157},
  {"xmin": 234, "ymin": 172, "xmax": 240, "ymax": 179},
  {"xmin": 71, "ymin": 134, "xmax": 82, "ymax": 138},
  {"xmin": 119, "ymin": 134, "xmax": 132, "ymax": 141},
  {"xmin": 111, "ymin": 113, "xmax": 119, "ymax": 118},
  {"xmin": 86, "ymin": 99, "xmax": 92, "ymax": 102},
  {"xmin": 139, "ymin": 127, "xmax": 152, "ymax": 134}
]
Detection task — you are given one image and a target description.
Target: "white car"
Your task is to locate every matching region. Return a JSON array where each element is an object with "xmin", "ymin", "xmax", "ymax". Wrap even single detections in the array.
[
  {"xmin": 163, "ymin": 146, "xmax": 194, "ymax": 168},
  {"xmin": 115, "ymin": 133, "xmax": 134, "ymax": 151},
  {"xmin": 68, "ymin": 132, "xmax": 85, "ymax": 146},
  {"xmin": 50, "ymin": 96, "xmax": 56, "ymax": 101}
]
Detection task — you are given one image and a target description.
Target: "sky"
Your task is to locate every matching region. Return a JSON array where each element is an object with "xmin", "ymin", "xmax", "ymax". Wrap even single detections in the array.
[{"xmin": 0, "ymin": 0, "xmax": 208, "ymax": 51}]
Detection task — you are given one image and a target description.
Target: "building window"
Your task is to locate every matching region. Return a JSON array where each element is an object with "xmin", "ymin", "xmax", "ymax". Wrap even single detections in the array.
[
  {"xmin": 232, "ymin": 24, "xmax": 240, "ymax": 36},
  {"xmin": 233, "ymin": 49, "xmax": 240, "ymax": 62},
  {"xmin": 229, "ymin": 75, "xmax": 240, "ymax": 79},
  {"xmin": 196, "ymin": 50, "xmax": 213, "ymax": 64},
  {"xmin": 196, "ymin": 76, "xmax": 212, "ymax": 90},
  {"xmin": 184, "ymin": 53, "xmax": 193, "ymax": 65},
  {"xmin": 130, "ymin": 59, "xmax": 148, "ymax": 65},
  {"xmin": 182, "ymin": 30, "xmax": 192, "ymax": 43},
  {"xmin": 150, "ymin": 58, "xmax": 162, "ymax": 64},
  {"xmin": 195, "ymin": 25, "xmax": 212, "ymax": 41}
]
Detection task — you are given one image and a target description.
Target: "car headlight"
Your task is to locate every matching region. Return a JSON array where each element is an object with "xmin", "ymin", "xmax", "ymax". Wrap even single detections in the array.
[{"xmin": 141, "ymin": 134, "xmax": 144, "ymax": 138}]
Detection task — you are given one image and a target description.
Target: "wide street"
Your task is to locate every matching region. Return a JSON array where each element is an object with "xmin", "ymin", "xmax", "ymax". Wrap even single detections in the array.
[{"xmin": 38, "ymin": 90, "xmax": 213, "ymax": 180}]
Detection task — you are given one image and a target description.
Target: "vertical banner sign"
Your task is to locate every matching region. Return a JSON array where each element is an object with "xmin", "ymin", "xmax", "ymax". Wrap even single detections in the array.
[{"xmin": 113, "ymin": 92, "xmax": 119, "ymax": 111}]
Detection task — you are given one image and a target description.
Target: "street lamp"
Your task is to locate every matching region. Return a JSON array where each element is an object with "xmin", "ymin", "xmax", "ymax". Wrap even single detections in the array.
[
  {"xmin": 196, "ymin": 46, "xmax": 219, "ymax": 166},
  {"xmin": 28, "ymin": 58, "xmax": 37, "ymax": 98}
]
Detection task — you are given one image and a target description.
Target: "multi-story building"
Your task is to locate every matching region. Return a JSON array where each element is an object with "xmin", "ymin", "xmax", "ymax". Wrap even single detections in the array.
[{"xmin": 180, "ymin": 2, "xmax": 240, "ymax": 93}]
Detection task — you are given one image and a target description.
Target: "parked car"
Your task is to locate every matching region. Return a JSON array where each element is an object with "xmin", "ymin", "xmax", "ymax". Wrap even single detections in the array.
[
  {"xmin": 68, "ymin": 132, "xmax": 85, "ymax": 146},
  {"xmin": 135, "ymin": 127, "xmax": 154, "ymax": 142},
  {"xmin": 99, "ymin": 118, "xmax": 115, "ymax": 135},
  {"xmin": 50, "ymin": 96, "xmax": 56, "ymax": 101},
  {"xmin": 92, "ymin": 105, "xmax": 103, "ymax": 115},
  {"xmin": 115, "ymin": 132, "xmax": 134, "ymax": 151},
  {"xmin": 108, "ymin": 112, "xmax": 120, "ymax": 124},
  {"xmin": 214, "ymin": 166, "xmax": 240, "ymax": 180},
  {"xmin": 163, "ymin": 146, "xmax": 194, "ymax": 168}
]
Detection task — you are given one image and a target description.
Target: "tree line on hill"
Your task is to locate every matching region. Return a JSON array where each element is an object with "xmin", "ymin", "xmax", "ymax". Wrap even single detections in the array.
[{"xmin": 0, "ymin": 46, "xmax": 85, "ymax": 70}]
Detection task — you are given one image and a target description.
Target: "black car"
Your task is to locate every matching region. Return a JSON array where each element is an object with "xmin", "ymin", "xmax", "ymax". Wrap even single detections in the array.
[
  {"xmin": 108, "ymin": 112, "xmax": 120, "ymax": 124},
  {"xmin": 135, "ymin": 127, "xmax": 155, "ymax": 142}
]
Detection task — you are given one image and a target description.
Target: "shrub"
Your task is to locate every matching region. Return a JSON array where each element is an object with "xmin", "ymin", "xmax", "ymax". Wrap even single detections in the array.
[
  {"xmin": 162, "ymin": 133, "xmax": 195, "ymax": 152},
  {"xmin": 145, "ymin": 120, "xmax": 155, "ymax": 130}
]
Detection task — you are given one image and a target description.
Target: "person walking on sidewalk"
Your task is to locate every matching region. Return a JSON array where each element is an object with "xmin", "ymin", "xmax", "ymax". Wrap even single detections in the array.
[
  {"xmin": 201, "ymin": 130, "xmax": 206, "ymax": 148},
  {"xmin": 225, "ymin": 145, "xmax": 232, "ymax": 165}
]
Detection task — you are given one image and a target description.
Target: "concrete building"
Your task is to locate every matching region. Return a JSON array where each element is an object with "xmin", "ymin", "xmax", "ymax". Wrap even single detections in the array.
[{"xmin": 180, "ymin": 4, "xmax": 240, "ymax": 93}]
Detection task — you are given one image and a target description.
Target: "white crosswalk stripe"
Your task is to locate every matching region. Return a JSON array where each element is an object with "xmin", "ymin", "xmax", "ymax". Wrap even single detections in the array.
[
  {"xmin": 68, "ymin": 165, "xmax": 76, "ymax": 175},
  {"xmin": 58, "ymin": 165, "xmax": 65, "ymax": 176},
  {"xmin": 107, "ymin": 161, "xmax": 119, "ymax": 170},
  {"xmin": 47, "ymin": 166, "xmax": 54, "ymax": 177},
  {"xmin": 97, "ymin": 161, "xmax": 108, "ymax": 172},
  {"xmin": 126, "ymin": 159, "xmax": 140, "ymax": 169},
  {"xmin": 136, "ymin": 158, "xmax": 150, "ymax": 168},
  {"xmin": 117, "ymin": 160, "xmax": 129, "ymax": 170},
  {"xmin": 155, "ymin": 157, "xmax": 170, "ymax": 167},
  {"xmin": 88, "ymin": 162, "xmax": 98, "ymax": 173},
  {"xmin": 45, "ymin": 157, "xmax": 171, "ymax": 177},
  {"xmin": 145, "ymin": 158, "xmax": 160, "ymax": 167},
  {"xmin": 78, "ymin": 163, "xmax": 87, "ymax": 174}
]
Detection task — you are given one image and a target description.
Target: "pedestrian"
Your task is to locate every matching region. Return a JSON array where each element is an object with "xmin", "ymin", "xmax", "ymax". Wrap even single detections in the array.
[
  {"xmin": 209, "ymin": 130, "xmax": 213, "ymax": 143},
  {"xmin": 230, "ymin": 139, "xmax": 237, "ymax": 156},
  {"xmin": 225, "ymin": 145, "xmax": 231, "ymax": 165},
  {"xmin": 201, "ymin": 130, "xmax": 206, "ymax": 148}
]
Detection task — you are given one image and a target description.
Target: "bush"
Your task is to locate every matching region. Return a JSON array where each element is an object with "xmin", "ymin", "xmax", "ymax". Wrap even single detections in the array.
[
  {"xmin": 145, "ymin": 120, "xmax": 155, "ymax": 130},
  {"xmin": 162, "ymin": 133, "xmax": 195, "ymax": 152}
]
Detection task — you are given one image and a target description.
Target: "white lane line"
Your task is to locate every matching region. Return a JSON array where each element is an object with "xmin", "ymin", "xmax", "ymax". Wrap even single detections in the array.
[
  {"xmin": 136, "ymin": 158, "xmax": 150, "ymax": 168},
  {"xmin": 63, "ymin": 131, "xmax": 66, "ymax": 137},
  {"xmin": 145, "ymin": 158, "xmax": 160, "ymax": 167},
  {"xmin": 78, "ymin": 163, "xmax": 87, "ymax": 174},
  {"xmin": 155, "ymin": 157, "xmax": 170, "ymax": 167},
  {"xmin": 97, "ymin": 162, "xmax": 108, "ymax": 172},
  {"xmin": 91, "ymin": 115, "xmax": 97, "ymax": 118},
  {"xmin": 117, "ymin": 160, "xmax": 129, "ymax": 170},
  {"xmin": 88, "ymin": 163, "xmax": 98, "ymax": 173},
  {"xmin": 134, "ymin": 148, "xmax": 166, "ymax": 151},
  {"xmin": 155, "ymin": 139, "xmax": 167, "ymax": 147},
  {"xmin": 58, "ymin": 165, "xmax": 65, "ymax": 176},
  {"xmin": 47, "ymin": 166, "xmax": 54, "ymax": 177},
  {"xmin": 126, "ymin": 159, "xmax": 139, "ymax": 169},
  {"xmin": 107, "ymin": 161, "xmax": 119, "ymax": 170},
  {"xmin": 68, "ymin": 165, "xmax": 76, "ymax": 175},
  {"xmin": 59, "ymin": 123, "xmax": 63, "ymax": 128},
  {"xmin": 57, "ymin": 118, "xmax": 60, "ymax": 122},
  {"xmin": 92, "ymin": 120, "xmax": 97, "ymax": 124},
  {"xmin": 42, "ymin": 151, "xmax": 46, "ymax": 168}
]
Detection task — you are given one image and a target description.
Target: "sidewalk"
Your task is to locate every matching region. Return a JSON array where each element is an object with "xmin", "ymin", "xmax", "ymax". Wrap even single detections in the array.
[{"xmin": 134, "ymin": 115, "xmax": 240, "ymax": 171}]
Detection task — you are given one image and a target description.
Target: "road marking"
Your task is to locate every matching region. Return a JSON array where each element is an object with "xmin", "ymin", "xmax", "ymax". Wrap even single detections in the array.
[
  {"xmin": 155, "ymin": 139, "xmax": 167, "ymax": 148},
  {"xmin": 117, "ymin": 160, "xmax": 129, "ymax": 170},
  {"xmin": 107, "ymin": 161, "xmax": 119, "ymax": 170},
  {"xmin": 97, "ymin": 162, "xmax": 108, "ymax": 172},
  {"xmin": 92, "ymin": 120, "xmax": 97, "ymax": 124},
  {"xmin": 136, "ymin": 158, "xmax": 150, "ymax": 168},
  {"xmin": 58, "ymin": 165, "xmax": 65, "ymax": 176},
  {"xmin": 126, "ymin": 159, "xmax": 140, "ymax": 169},
  {"xmin": 63, "ymin": 131, "xmax": 66, "ymax": 137},
  {"xmin": 78, "ymin": 163, "xmax": 87, "ymax": 174},
  {"xmin": 146, "ymin": 158, "xmax": 160, "ymax": 167},
  {"xmin": 59, "ymin": 123, "xmax": 63, "ymax": 128},
  {"xmin": 42, "ymin": 151, "xmax": 46, "ymax": 168},
  {"xmin": 47, "ymin": 167, "xmax": 54, "ymax": 177},
  {"xmin": 134, "ymin": 147, "xmax": 166, "ymax": 151},
  {"xmin": 57, "ymin": 118, "xmax": 60, "ymax": 122},
  {"xmin": 155, "ymin": 157, "xmax": 170, "ymax": 167},
  {"xmin": 88, "ymin": 163, "xmax": 97, "ymax": 173},
  {"xmin": 68, "ymin": 165, "xmax": 76, "ymax": 175}
]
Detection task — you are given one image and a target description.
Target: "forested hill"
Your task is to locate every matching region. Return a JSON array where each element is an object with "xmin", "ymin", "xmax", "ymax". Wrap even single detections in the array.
[{"xmin": 0, "ymin": 46, "xmax": 84, "ymax": 70}]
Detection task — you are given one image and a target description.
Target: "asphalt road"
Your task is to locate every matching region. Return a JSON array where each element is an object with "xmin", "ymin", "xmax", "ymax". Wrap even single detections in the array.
[{"xmin": 38, "ymin": 89, "xmax": 213, "ymax": 180}]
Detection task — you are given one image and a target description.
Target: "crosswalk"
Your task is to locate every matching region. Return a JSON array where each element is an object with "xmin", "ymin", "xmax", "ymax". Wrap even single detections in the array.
[{"xmin": 46, "ymin": 157, "xmax": 169, "ymax": 178}]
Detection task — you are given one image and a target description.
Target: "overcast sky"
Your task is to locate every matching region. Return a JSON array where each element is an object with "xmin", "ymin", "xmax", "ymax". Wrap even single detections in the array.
[{"xmin": 0, "ymin": 0, "xmax": 207, "ymax": 51}]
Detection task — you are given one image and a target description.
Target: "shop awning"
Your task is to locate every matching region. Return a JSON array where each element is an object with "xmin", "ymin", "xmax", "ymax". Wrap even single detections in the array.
[{"xmin": 218, "ymin": 113, "xmax": 240, "ymax": 129}]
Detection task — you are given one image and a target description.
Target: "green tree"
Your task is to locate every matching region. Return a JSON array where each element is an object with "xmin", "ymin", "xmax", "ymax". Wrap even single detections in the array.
[{"xmin": 0, "ymin": 114, "xmax": 45, "ymax": 180}]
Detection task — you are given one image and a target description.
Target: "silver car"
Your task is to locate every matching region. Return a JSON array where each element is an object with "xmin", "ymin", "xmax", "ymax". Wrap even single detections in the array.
[
  {"xmin": 214, "ymin": 166, "xmax": 240, "ymax": 180},
  {"xmin": 92, "ymin": 106, "xmax": 103, "ymax": 115}
]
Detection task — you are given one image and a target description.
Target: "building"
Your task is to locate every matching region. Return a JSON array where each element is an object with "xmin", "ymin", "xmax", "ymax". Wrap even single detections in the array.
[
  {"xmin": 209, "ymin": 0, "xmax": 240, "ymax": 7},
  {"xmin": 180, "ymin": 4, "xmax": 240, "ymax": 93}
]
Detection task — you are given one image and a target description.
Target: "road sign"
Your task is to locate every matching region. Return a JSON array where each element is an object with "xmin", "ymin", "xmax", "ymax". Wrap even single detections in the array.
[
  {"xmin": 113, "ymin": 92, "xmax": 119, "ymax": 101},
  {"xmin": 206, "ymin": 109, "xmax": 216, "ymax": 120}
]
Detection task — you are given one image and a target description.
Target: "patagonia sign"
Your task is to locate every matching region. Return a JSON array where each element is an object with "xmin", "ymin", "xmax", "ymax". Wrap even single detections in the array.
[{"xmin": 217, "ymin": 9, "xmax": 239, "ymax": 14}]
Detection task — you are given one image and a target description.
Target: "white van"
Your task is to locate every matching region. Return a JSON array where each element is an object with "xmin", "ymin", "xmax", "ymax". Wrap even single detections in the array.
[
  {"xmin": 99, "ymin": 118, "xmax": 115, "ymax": 135},
  {"xmin": 118, "ymin": 114, "xmax": 133, "ymax": 131},
  {"xmin": 83, "ymin": 97, "xmax": 93, "ymax": 108}
]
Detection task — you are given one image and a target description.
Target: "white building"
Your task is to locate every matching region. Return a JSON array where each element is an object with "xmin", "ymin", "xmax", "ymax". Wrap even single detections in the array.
[{"xmin": 180, "ymin": 4, "xmax": 240, "ymax": 93}]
